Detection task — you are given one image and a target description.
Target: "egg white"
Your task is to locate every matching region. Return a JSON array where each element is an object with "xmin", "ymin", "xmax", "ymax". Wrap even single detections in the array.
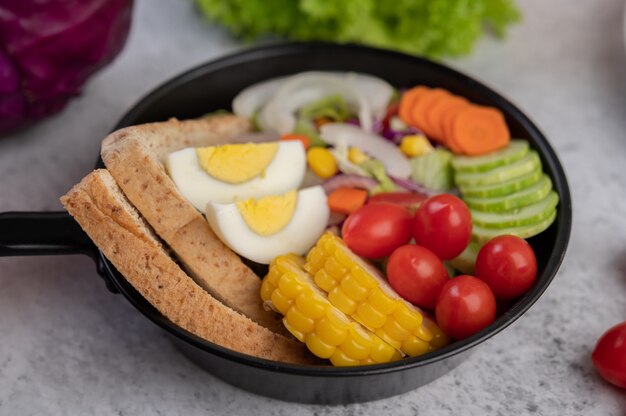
[
  {"xmin": 166, "ymin": 141, "xmax": 306, "ymax": 210},
  {"xmin": 205, "ymin": 186, "xmax": 330, "ymax": 264}
]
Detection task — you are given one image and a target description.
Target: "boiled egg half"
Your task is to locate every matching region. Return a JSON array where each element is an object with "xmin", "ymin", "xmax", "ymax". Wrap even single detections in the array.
[
  {"xmin": 205, "ymin": 186, "xmax": 329, "ymax": 264},
  {"xmin": 166, "ymin": 141, "xmax": 306, "ymax": 210}
]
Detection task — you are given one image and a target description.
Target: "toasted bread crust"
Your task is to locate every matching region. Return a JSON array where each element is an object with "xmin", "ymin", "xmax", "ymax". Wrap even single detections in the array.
[
  {"xmin": 101, "ymin": 116, "xmax": 284, "ymax": 334},
  {"xmin": 61, "ymin": 170, "xmax": 313, "ymax": 364}
]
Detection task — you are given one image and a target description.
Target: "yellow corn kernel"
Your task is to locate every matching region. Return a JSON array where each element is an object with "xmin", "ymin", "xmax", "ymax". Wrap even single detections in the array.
[
  {"xmin": 356, "ymin": 302, "xmax": 387, "ymax": 329},
  {"xmin": 315, "ymin": 315, "xmax": 348, "ymax": 346},
  {"xmin": 306, "ymin": 333, "xmax": 335, "ymax": 359},
  {"xmin": 261, "ymin": 254, "xmax": 402, "ymax": 366},
  {"xmin": 313, "ymin": 269, "xmax": 335, "ymax": 293},
  {"xmin": 328, "ymin": 286, "xmax": 357, "ymax": 315},
  {"xmin": 287, "ymin": 306, "xmax": 316, "ymax": 333},
  {"xmin": 338, "ymin": 333, "xmax": 371, "ymax": 360},
  {"xmin": 305, "ymin": 246, "xmax": 325, "ymax": 271},
  {"xmin": 283, "ymin": 319, "xmax": 306, "ymax": 342},
  {"xmin": 391, "ymin": 304, "xmax": 423, "ymax": 334},
  {"xmin": 340, "ymin": 274, "xmax": 369, "ymax": 301},
  {"xmin": 348, "ymin": 147, "xmax": 370, "ymax": 164},
  {"xmin": 402, "ymin": 335, "xmax": 430, "ymax": 357},
  {"xmin": 304, "ymin": 232, "xmax": 449, "ymax": 357},
  {"xmin": 400, "ymin": 134, "xmax": 434, "ymax": 157},
  {"xmin": 270, "ymin": 288, "xmax": 292, "ymax": 315},
  {"xmin": 424, "ymin": 316, "xmax": 450, "ymax": 349},
  {"xmin": 296, "ymin": 291, "xmax": 327, "ymax": 320},
  {"xmin": 368, "ymin": 288, "xmax": 398, "ymax": 315},
  {"xmin": 307, "ymin": 147, "xmax": 338, "ymax": 179}
]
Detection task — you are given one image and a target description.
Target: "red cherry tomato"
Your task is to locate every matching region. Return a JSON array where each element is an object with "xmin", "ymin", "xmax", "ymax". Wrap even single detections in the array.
[
  {"xmin": 475, "ymin": 235, "xmax": 538, "ymax": 300},
  {"xmin": 592, "ymin": 322, "xmax": 626, "ymax": 389},
  {"xmin": 386, "ymin": 245, "xmax": 449, "ymax": 310},
  {"xmin": 368, "ymin": 192, "xmax": 426, "ymax": 209},
  {"xmin": 435, "ymin": 275, "xmax": 496, "ymax": 340},
  {"xmin": 412, "ymin": 194, "xmax": 472, "ymax": 260},
  {"xmin": 342, "ymin": 203, "xmax": 412, "ymax": 259}
]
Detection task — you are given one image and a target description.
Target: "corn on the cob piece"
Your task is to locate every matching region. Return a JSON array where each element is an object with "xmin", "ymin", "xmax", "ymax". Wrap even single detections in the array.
[
  {"xmin": 261, "ymin": 254, "xmax": 403, "ymax": 366},
  {"xmin": 305, "ymin": 232, "xmax": 449, "ymax": 356}
]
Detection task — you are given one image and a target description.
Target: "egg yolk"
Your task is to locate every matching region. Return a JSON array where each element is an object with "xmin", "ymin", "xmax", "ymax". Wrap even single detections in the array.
[
  {"xmin": 236, "ymin": 190, "xmax": 297, "ymax": 236},
  {"xmin": 196, "ymin": 143, "xmax": 278, "ymax": 184}
]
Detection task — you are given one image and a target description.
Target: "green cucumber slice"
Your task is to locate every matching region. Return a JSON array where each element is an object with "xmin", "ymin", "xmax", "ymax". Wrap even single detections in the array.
[
  {"xmin": 452, "ymin": 140, "xmax": 529, "ymax": 173},
  {"xmin": 460, "ymin": 167, "xmax": 543, "ymax": 198},
  {"xmin": 455, "ymin": 151, "xmax": 541, "ymax": 188},
  {"xmin": 471, "ymin": 191, "xmax": 559, "ymax": 229},
  {"xmin": 464, "ymin": 175, "xmax": 552, "ymax": 212},
  {"xmin": 472, "ymin": 209, "xmax": 557, "ymax": 243},
  {"xmin": 447, "ymin": 242, "xmax": 480, "ymax": 275}
]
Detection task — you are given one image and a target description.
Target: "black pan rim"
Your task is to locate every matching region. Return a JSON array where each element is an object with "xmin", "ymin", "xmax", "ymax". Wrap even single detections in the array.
[{"xmin": 101, "ymin": 41, "xmax": 572, "ymax": 377}]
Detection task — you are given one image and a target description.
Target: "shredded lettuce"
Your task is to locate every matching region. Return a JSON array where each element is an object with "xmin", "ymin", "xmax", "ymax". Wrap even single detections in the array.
[
  {"xmin": 299, "ymin": 94, "xmax": 350, "ymax": 121},
  {"xmin": 196, "ymin": 0, "xmax": 521, "ymax": 58},
  {"xmin": 410, "ymin": 148, "xmax": 454, "ymax": 191},
  {"xmin": 359, "ymin": 159, "xmax": 397, "ymax": 194}
]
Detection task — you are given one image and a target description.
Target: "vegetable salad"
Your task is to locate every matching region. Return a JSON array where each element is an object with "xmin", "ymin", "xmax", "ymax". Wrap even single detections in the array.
[{"xmin": 168, "ymin": 71, "xmax": 559, "ymax": 366}]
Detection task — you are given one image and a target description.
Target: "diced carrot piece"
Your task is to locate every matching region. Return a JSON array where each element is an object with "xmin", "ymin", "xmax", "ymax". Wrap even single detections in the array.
[
  {"xmin": 280, "ymin": 133, "xmax": 311, "ymax": 149},
  {"xmin": 327, "ymin": 187, "xmax": 369, "ymax": 215}
]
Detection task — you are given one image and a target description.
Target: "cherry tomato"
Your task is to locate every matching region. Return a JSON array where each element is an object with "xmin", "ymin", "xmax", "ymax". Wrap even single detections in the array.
[
  {"xmin": 412, "ymin": 194, "xmax": 472, "ymax": 260},
  {"xmin": 368, "ymin": 192, "xmax": 426, "ymax": 209},
  {"xmin": 592, "ymin": 322, "xmax": 626, "ymax": 389},
  {"xmin": 475, "ymin": 235, "xmax": 537, "ymax": 300},
  {"xmin": 435, "ymin": 275, "xmax": 496, "ymax": 340},
  {"xmin": 387, "ymin": 245, "xmax": 449, "ymax": 309},
  {"xmin": 342, "ymin": 203, "xmax": 412, "ymax": 259}
]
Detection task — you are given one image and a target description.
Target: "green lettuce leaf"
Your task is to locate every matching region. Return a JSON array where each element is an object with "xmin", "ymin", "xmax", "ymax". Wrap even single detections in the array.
[{"xmin": 196, "ymin": 0, "xmax": 520, "ymax": 58}]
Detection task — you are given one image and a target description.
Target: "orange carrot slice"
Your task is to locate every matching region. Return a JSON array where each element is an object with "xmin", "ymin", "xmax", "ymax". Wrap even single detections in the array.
[
  {"xmin": 426, "ymin": 95, "xmax": 469, "ymax": 142},
  {"xmin": 399, "ymin": 86, "xmax": 429, "ymax": 126},
  {"xmin": 410, "ymin": 89, "xmax": 450, "ymax": 138},
  {"xmin": 327, "ymin": 187, "xmax": 369, "ymax": 215},
  {"xmin": 442, "ymin": 103, "xmax": 471, "ymax": 153},
  {"xmin": 450, "ymin": 106, "xmax": 510, "ymax": 155}
]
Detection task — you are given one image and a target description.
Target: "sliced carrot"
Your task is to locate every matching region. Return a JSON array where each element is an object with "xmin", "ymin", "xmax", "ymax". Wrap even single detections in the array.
[
  {"xmin": 280, "ymin": 133, "xmax": 311, "ymax": 149},
  {"xmin": 426, "ymin": 95, "xmax": 469, "ymax": 142},
  {"xmin": 410, "ymin": 88, "xmax": 450, "ymax": 138},
  {"xmin": 327, "ymin": 187, "xmax": 368, "ymax": 215},
  {"xmin": 441, "ymin": 102, "xmax": 471, "ymax": 153},
  {"xmin": 450, "ymin": 106, "xmax": 510, "ymax": 155},
  {"xmin": 399, "ymin": 86, "xmax": 429, "ymax": 126}
]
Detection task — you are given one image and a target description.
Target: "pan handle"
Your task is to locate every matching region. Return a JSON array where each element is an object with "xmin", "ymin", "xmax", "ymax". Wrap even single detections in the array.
[{"xmin": 0, "ymin": 211, "xmax": 119, "ymax": 293}]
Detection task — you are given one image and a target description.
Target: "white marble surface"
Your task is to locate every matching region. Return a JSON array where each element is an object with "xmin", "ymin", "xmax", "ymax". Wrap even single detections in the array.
[{"xmin": 1, "ymin": 0, "xmax": 626, "ymax": 414}]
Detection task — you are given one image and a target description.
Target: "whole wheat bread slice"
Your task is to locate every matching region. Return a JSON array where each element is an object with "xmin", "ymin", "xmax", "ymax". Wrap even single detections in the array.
[
  {"xmin": 100, "ymin": 115, "xmax": 285, "ymax": 334},
  {"xmin": 61, "ymin": 169, "xmax": 313, "ymax": 364}
]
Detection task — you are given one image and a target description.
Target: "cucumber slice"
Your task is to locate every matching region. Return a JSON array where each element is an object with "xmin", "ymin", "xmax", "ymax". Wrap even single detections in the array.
[
  {"xmin": 447, "ymin": 242, "xmax": 480, "ymax": 275},
  {"xmin": 455, "ymin": 151, "xmax": 541, "ymax": 188},
  {"xmin": 464, "ymin": 175, "xmax": 552, "ymax": 212},
  {"xmin": 452, "ymin": 140, "xmax": 529, "ymax": 173},
  {"xmin": 471, "ymin": 191, "xmax": 559, "ymax": 229},
  {"xmin": 472, "ymin": 209, "xmax": 557, "ymax": 243},
  {"xmin": 460, "ymin": 167, "xmax": 543, "ymax": 198}
]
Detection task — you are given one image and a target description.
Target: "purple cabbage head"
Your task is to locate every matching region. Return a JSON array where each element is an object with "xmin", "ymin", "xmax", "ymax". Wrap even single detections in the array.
[{"xmin": 0, "ymin": 0, "xmax": 133, "ymax": 136}]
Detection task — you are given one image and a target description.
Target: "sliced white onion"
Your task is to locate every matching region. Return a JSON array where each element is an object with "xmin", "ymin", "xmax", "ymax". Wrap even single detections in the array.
[
  {"xmin": 232, "ymin": 72, "xmax": 394, "ymax": 133},
  {"xmin": 320, "ymin": 123, "xmax": 412, "ymax": 179},
  {"xmin": 329, "ymin": 141, "xmax": 370, "ymax": 177},
  {"xmin": 343, "ymin": 72, "xmax": 393, "ymax": 121},
  {"xmin": 258, "ymin": 72, "xmax": 374, "ymax": 134},
  {"xmin": 232, "ymin": 76, "xmax": 287, "ymax": 119}
]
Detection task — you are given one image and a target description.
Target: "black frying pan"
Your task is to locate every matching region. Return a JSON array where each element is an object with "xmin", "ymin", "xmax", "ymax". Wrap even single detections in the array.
[{"xmin": 0, "ymin": 43, "xmax": 572, "ymax": 404}]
